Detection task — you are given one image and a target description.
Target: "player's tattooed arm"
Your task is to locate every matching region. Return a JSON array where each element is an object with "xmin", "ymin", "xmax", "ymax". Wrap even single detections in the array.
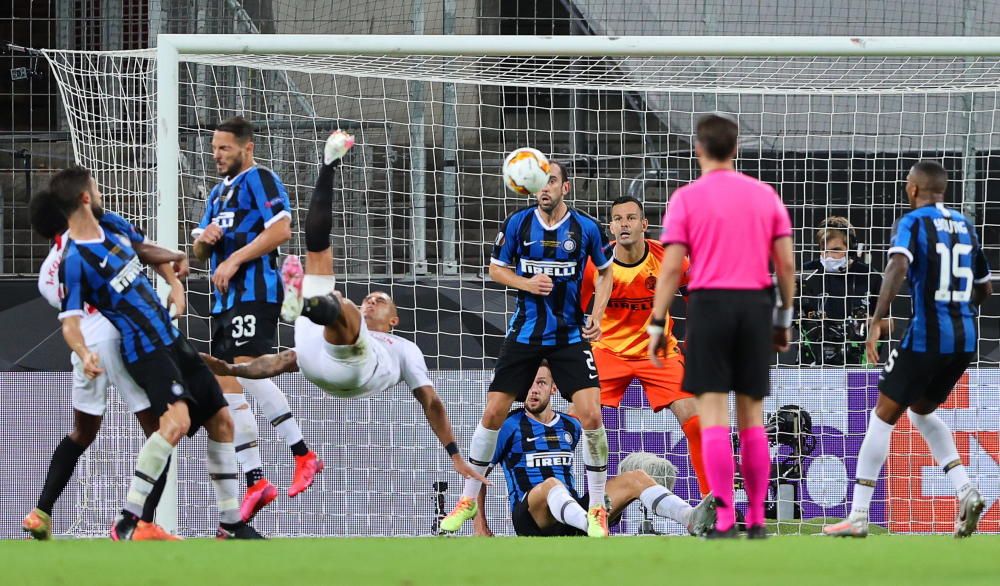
[
  {"xmin": 199, "ymin": 350, "xmax": 299, "ymax": 378},
  {"xmin": 135, "ymin": 241, "xmax": 190, "ymax": 280}
]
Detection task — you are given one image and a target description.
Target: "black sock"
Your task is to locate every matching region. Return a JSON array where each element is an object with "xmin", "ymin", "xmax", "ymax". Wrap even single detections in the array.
[
  {"xmin": 301, "ymin": 293, "xmax": 342, "ymax": 326},
  {"xmin": 290, "ymin": 440, "xmax": 309, "ymax": 458},
  {"xmin": 246, "ymin": 468, "xmax": 265, "ymax": 488},
  {"xmin": 220, "ymin": 520, "xmax": 245, "ymax": 530},
  {"xmin": 118, "ymin": 510, "xmax": 139, "ymax": 525},
  {"xmin": 37, "ymin": 435, "xmax": 88, "ymax": 515},
  {"xmin": 305, "ymin": 162, "xmax": 338, "ymax": 252},
  {"xmin": 140, "ymin": 455, "xmax": 171, "ymax": 523}
]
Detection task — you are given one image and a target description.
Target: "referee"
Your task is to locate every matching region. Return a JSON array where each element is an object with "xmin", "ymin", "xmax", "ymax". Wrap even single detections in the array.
[{"xmin": 647, "ymin": 114, "xmax": 796, "ymax": 539}]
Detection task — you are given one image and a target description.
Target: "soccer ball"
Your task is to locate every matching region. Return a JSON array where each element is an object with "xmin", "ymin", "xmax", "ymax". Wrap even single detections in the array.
[{"xmin": 502, "ymin": 147, "xmax": 551, "ymax": 195}]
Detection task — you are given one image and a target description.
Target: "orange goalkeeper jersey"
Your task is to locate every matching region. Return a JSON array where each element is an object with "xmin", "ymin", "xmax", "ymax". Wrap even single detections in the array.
[{"xmin": 581, "ymin": 239, "xmax": 690, "ymax": 360}]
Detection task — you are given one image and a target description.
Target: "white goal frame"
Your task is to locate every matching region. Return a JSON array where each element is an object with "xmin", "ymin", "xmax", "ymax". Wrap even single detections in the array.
[{"xmin": 151, "ymin": 33, "xmax": 1000, "ymax": 534}]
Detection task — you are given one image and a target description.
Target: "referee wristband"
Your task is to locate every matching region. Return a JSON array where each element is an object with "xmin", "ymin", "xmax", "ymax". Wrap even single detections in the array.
[
  {"xmin": 773, "ymin": 306, "xmax": 793, "ymax": 329},
  {"xmin": 445, "ymin": 442, "xmax": 459, "ymax": 457}
]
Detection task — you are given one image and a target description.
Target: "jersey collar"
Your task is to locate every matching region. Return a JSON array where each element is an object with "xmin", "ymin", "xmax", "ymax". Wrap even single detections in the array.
[
  {"xmin": 68, "ymin": 226, "xmax": 106, "ymax": 245},
  {"xmin": 613, "ymin": 240, "xmax": 649, "ymax": 268},
  {"xmin": 534, "ymin": 206, "xmax": 572, "ymax": 231},
  {"xmin": 223, "ymin": 164, "xmax": 257, "ymax": 187}
]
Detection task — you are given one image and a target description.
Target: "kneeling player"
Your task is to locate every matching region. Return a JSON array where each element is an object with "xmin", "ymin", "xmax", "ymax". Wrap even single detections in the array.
[
  {"xmin": 473, "ymin": 362, "xmax": 715, "ymax": 537},
  {"xmin": 200, "ymin": 131, "xmax": 485, "ymax": 483}
]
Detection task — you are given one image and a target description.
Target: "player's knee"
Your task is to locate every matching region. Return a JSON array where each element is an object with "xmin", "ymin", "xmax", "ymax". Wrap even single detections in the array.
[
  {"xmin": 69, "ymin": 427, "xmax": 98, "ymax": 447},
  {"xmin": 159, "ymin": 403, "xmax": 190, "ymax": 443},
  {"xmin": 574, "ymin": 407, "xmax": 602, "ymax": 430},
  {"xmin": 540, "ymin": 477, "xmax": 562, "ymax": 491},
  {"xmin": 213, "ymin": 408, "xmax": 235, "ymax": 438}
]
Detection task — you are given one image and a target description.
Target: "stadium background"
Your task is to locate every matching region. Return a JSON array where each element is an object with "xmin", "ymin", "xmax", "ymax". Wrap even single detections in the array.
[{"xmin": 1, "ymin": 0, "xmax": 999, "ymax": 538}]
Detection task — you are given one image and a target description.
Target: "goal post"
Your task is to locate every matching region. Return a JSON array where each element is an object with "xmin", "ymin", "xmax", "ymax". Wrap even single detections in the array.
[{"xmin": 34, "ymin": 34, "xmax": 1000, "ymax": 537}]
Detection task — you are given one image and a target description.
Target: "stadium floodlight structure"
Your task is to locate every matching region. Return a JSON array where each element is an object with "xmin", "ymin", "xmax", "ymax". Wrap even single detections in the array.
[{"xmin": 32, "ymin": 34, "xmax": 1000, "ymax": 538}]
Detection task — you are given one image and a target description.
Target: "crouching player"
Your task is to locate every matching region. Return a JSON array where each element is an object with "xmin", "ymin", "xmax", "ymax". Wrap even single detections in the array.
[{"xmin": 473, "ymin": 362, "xmax": 715, "ymax": 537}]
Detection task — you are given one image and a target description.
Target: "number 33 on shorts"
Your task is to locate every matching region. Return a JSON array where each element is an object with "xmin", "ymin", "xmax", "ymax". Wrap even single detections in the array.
[{"xmin": 232, "ymin": 314, "xmax": 257, "ymax": 340}]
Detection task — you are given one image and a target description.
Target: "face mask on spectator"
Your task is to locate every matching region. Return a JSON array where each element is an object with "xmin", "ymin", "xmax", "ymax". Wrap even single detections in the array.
[{"xmin": 821, "ymin": 255, "xmax": 848, "ymax": 272}]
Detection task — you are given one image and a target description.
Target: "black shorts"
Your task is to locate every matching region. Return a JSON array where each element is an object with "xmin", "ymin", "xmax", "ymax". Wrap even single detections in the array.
[
  {"xmin": 126, "ymin": 335, "xmax": 229, "ymax": 437},
  {"xmin": 684, "ymin": 289, "xmax": 773, "ymax": 398},
  {"xmin": 489, "ymin": 340, "xmax": 599, "ymax": 401},
  {"xmin": 511, "ymin": 492, "xmax": 620, "ymax": 537},
  {"xmin": 210, "ymin": 301, "xmax": 280, "ymax": 362},
  {"xmin": 879, "ymin": 347, "xmax": 974, "ymax": 407}
]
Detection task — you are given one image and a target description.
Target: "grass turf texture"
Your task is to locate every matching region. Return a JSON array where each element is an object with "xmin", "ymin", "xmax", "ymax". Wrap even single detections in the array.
[{"xmin": 3, "ymin": 534, "xmax": 999, "ymax": 586}]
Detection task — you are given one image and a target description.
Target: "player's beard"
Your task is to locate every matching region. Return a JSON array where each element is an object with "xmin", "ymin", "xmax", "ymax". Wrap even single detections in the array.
[
  {"xmin": 224, "ymin": 154, "xmax": 245, "ymax": 179},
  {"xmin": 90, "ymin": 203, "xmax": 105, "ymax": 219},
  {"xmin": 525, "ymin": 396, "xmax": 551, "ymax": 415},
  {"xmin": 537, "ymin": 193, "xmax": 560, "ymax": 213}
]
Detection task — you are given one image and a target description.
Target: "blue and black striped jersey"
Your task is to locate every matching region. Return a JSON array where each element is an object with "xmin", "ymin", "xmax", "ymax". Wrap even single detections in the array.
[
  {"xmin": 490, "ymin": 205, "xmax": 612, "ymax": 346},
  {"xmin": 889, "ymin": 203, "xmax": 990, "ymax": 354},
  {"xmin": 193, "ymin": 165, "xmax": 291, "ymax": 315},
  {"xmin": 491, "ymin": 409, "xmax": 583, "ymax": 512},
  {"xmin": 58, "ymin": 212, "xmax": 178, "ymax": 363}
]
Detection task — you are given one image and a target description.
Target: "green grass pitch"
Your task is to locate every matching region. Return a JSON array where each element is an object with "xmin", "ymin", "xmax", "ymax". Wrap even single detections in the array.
[{"xmin": 3, "ymin": 534, "xmax": 1000, "ymax": 586}]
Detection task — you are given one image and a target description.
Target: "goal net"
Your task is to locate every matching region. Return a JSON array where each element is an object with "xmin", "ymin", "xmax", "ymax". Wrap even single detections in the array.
[{"xmin": 31, "ymin": 35, "xmax": 1000, "ymax": 537}]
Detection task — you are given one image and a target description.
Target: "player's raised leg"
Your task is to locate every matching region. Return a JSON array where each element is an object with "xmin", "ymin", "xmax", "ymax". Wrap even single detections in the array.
[
  {"xmin": 569, "ymin": 386, "xmax": 610, "ymax": 537},
  {"xmin": 605, "ymin": 464, "xmax": 716, "ymax": 536}
]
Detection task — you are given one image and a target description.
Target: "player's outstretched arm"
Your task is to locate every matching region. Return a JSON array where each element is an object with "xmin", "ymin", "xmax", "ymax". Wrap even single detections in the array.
[
  {"xmin": 866, "ymin": 254, "xmax": 909, "ymax": 364},
  {"xmin": 412, "ymin": 385, "xmax": 490, "ymax": 484},
  {"xmin": 199, "ymin": 350, "xmax": 299, "ymax": 379}
]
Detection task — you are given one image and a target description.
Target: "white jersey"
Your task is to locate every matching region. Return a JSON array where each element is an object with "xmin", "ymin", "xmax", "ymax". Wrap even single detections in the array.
[
  {"xmin": 294, "ymin": 316, "xmax": 432, "ymax": 399},
  {"xmin": 39, "ymin": 234, "xmax": 119, "ymax": 346}
]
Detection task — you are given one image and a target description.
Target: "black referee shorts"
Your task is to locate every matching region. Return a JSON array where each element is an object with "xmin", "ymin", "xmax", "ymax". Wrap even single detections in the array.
[
  {"xmin": 879, "ymin": 347, "xmax": 974, "ymax": 407},
  {"xmin": 488, "ymin": 339, "xmax": 599, "ymax": 401},
  {"xmin": 683, "ymin": 289, "xmax": 773, "ymax": 398},
  {"xmin": 126, "ymin": 334, "xmax": 229, "ymax": 437}
]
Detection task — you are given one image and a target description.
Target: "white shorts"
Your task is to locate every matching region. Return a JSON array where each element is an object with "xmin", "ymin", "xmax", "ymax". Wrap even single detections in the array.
[
  {"xmin": 70, "ymin": 338, "xmax": 151, "ymax": 416},
  {"xmin": 294, "ymin": 316, "xmax": 399, "ymax": 399}
]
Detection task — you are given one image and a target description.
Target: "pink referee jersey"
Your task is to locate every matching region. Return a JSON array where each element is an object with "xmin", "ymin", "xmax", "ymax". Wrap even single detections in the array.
[{"xmin": 660, "ymin": 169, "xmax": 791, "ymax": 290}]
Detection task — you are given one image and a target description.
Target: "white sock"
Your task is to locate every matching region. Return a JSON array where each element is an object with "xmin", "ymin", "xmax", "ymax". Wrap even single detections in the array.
[
  {"xmin": 225, "ymin": 393, "xmax": 263, "ymax": 474},
  {"xmin": 640, "ymin": 485, "xmax": 693, "ymax": 525},
  {"xmin": 239, "ymin": 377, "xmax": 305, "ymax": 448},
  {"xmin": 303, "ymin": 274, "xmax": 337, "ymax": 298},
  {"xmin": 907, "ymin": 410, "xmax": 973, "ymax": 498},
  {"xmin": 547, "ymin": 483, "xmax": 589, "ymax": 532},
  {"xmin": 460, "ymin": 423, "xmax": 499, "ymax": 499},
  {"xmin": 583, "ymin": 426, "xmax": 609, "ymax": 509},
  {"xmin": 206, "ymin": 439, "xmax": 241, "ymax": 524},
  {"xmin": 124, "ymin": 432, "xmax": 173, "ymax": 517},
  {"xmin": 851, "ymin": 411, "xmax": 894, "ymax": 518}
]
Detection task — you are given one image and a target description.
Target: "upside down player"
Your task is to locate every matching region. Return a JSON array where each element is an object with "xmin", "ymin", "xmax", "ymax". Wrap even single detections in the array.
[
  {"xmin": 580, "ymin": 195, "xmax": 709, "ymax": 496},
  {"xmin": 22, "ymin": 189, "xmax": 186, "ymax": 541},
  {"xmin": 824, "ymin": 161, "xmax": 992, "ymax": 538},
  {"xmin": 471, "ymin": 362, "xmax": 716, "ymax": 537},
  {"xmin": 51, "ymin": 165, "xmax": 261, "ymax": 539},
  {"xmin": 199, "ymin": 131, "xmax": 485, "ymax": 484}
]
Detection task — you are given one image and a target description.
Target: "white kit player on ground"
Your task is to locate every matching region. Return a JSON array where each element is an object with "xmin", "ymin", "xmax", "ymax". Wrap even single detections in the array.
[{"xmin": 200, "ymin": 131, "xmax": 487, "ymax": 484}]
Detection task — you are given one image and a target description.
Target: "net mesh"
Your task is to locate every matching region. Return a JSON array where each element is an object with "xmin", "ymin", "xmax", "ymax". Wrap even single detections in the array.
[{"xmin": 29, "ymin": 41, "xmax": 1000, "ymax": 536}]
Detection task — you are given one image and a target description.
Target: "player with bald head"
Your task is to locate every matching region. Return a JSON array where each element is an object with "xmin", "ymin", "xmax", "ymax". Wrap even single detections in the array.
[{"xmin": 201, "ymin": 131, "xmax": 484, "ymax": 483}]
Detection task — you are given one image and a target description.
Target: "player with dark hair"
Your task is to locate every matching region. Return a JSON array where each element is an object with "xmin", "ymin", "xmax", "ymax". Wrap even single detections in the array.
[
  {"xmin": 650, "ymin": 113, "xmax": 796, "ymax": 539},
  {"xmin": 471, "ymin": 362, "xmax": 716, "ymax": 537},
  {"xmin": 22, "ymin": 189, "xmax": 184, "ymax": 541},
  {"xmin": 824, "ymin": 160, "xmax": 991, "ymax": 538},
  {"xmin": 580, "ymin": 195, "xmax": 708, "ymax": 496},
  {"xmin": 441, "ymin": 158, "xmax": 616, "ymax": 537},
  {"xmin": 192, "ymin": 115, "xmax": 321, "ymax": 521},
  {"xmin": 50, "ymin": 165, "xmax": 261, "ymax": 539},
  {"xmin": 199, "ymin": 131, "xmax": 483, "ymax": 485}
]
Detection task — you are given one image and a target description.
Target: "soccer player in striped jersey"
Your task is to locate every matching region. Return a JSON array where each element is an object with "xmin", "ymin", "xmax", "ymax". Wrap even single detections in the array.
[
  {"xmin": 51, "ymin": 165, "xmax": 261, "ymax": 539},
  {"xmin": 580, "ymin": 195, "xmax": 709, "ymax": 496},
  {"xmin": 192, "ymin": 116, "xmax": 320, "ymax": 520},
  {"xmin": 441, "ymin": 159, "xmax": 616, "ymax": 537},
  {"xmin": 471, "ymin": 363, "xmax": 716, "ymax": 537},
  {"xmin": 22, "ymin": 189, "xmax": 184, "ymax": 541},
  {"xmin": 824, "ymin": 161, "xmax": 992, "ymax": 538}
]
